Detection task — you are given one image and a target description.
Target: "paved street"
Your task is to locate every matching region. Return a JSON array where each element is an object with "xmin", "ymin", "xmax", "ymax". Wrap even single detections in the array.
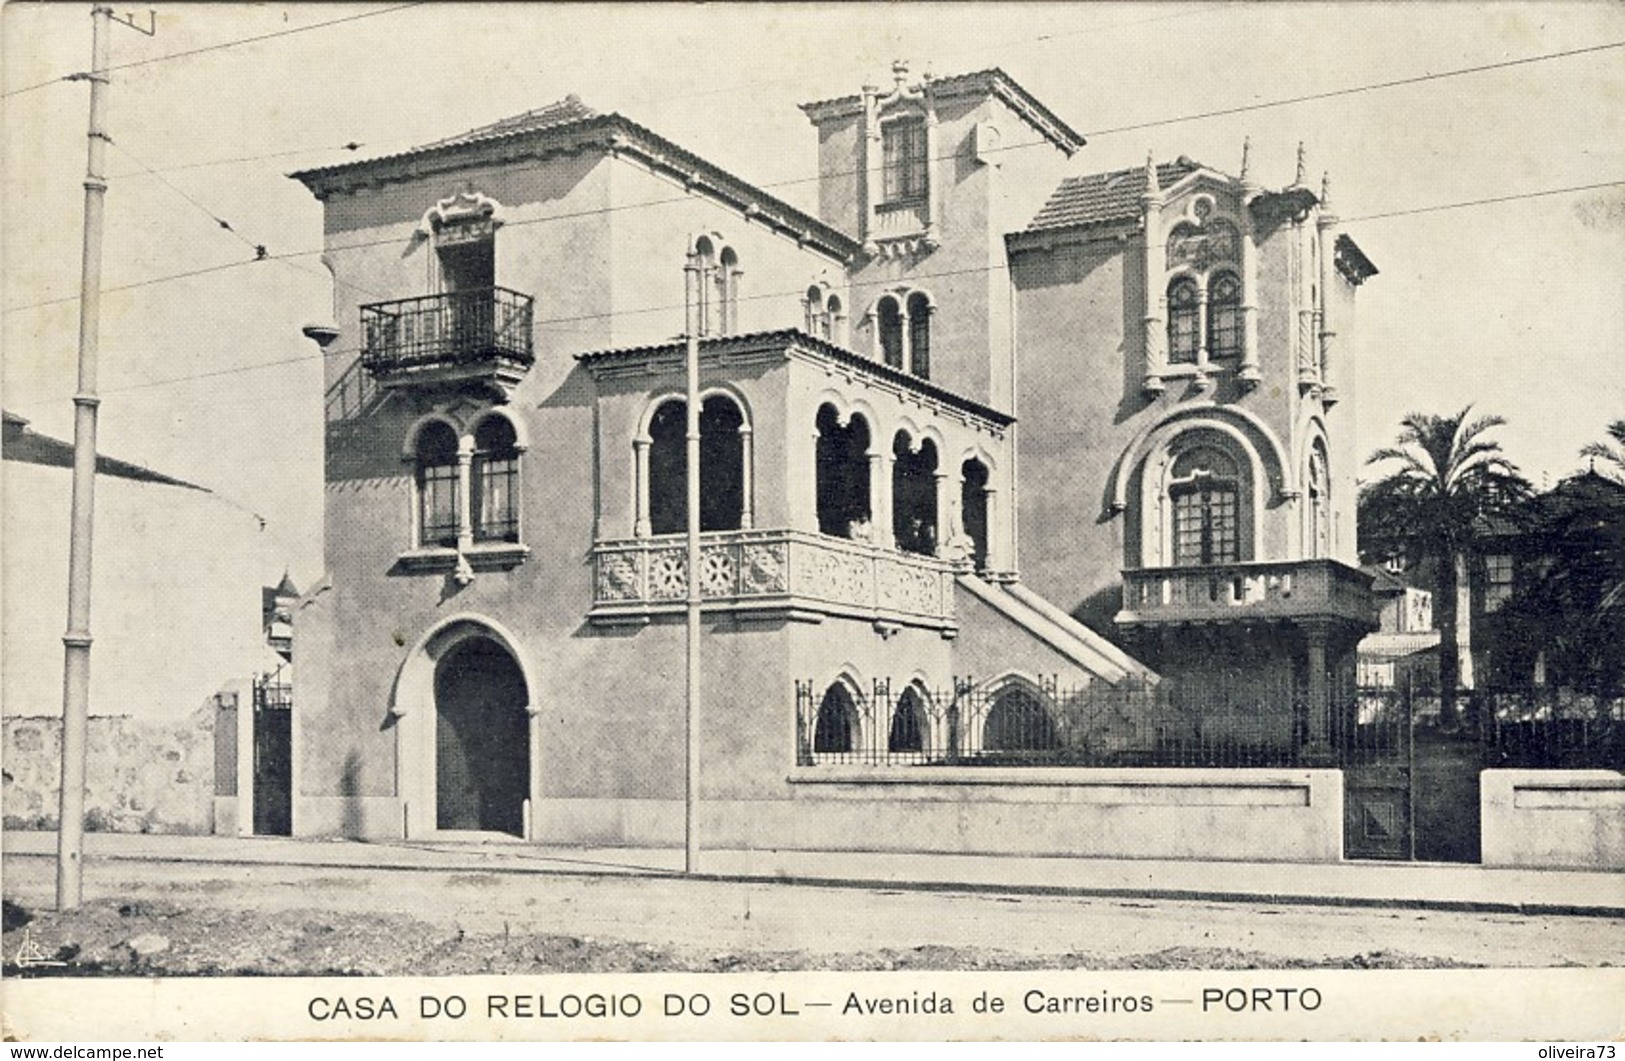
[{"xmin": 5, "ymin": 847, "xmax": 1622, "ymax": 970}]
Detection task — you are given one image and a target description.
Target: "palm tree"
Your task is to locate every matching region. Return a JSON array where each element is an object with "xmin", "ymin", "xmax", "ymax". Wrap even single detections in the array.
[
  {"xmin": 1358, "ymin": 407, "xmax": 1530, "ymax": 727},
  {"xmin": 1580, "ymin": 418, "xmax": 1625, "ymax": 483}
]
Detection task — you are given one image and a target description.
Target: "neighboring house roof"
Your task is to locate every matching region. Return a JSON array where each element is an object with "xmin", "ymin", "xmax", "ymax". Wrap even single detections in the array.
[
  {"xmin": 1026, "ymin": 158, "xmax": 1208, "ymax": 232},
  {"xmin": 1358, "ymin": 630, "xmax": 1441, "ymax": 661},
  {"xmin": 576, "ymin": 328, "xmax": 1015, "ymax": 428},
  {"xmin": 799, "ymin": 68, "xmax": 1085, "ymax": 156},
  {"xmin": 290, "ymin": 100, "xmax": 860, "ymax": 264},
  {"xmin": 1361, "ymin": 564, "xmax": 1424, "ymax": 595},
  {"xmin": 1, "ymin": 411, "xmax": 203, "ymax": 490}
]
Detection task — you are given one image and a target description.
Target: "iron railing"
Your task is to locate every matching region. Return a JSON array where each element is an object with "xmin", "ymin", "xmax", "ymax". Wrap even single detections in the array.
[
  {"xmin": 793, "ymin": 676, "xmax": 1624, "ymax": 771},
  {"xmin": 359, "ymin": 287, "xmax": 534, "ymax": 376},
  {"xmin": 794, "ymin": 674, "xmax": 1306, "ymax": 769}
]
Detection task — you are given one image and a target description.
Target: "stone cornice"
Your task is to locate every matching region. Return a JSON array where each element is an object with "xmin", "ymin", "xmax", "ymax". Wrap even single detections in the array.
[{"xmin": 1334, "ymin": 233, "xmax": 1379, "ymax": 285}]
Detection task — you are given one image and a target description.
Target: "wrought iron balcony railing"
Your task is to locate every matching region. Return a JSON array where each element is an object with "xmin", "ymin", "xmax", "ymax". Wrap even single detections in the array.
[
  {"xmin": 359, "ymin": 287, "xmax": 534, "ymax": 389},
  {"xmin": 589, "ymin": 527, "xmax": 960, "ymax": 630},
  {"xmin": 1117, "ymin": 558, "xmax": 1375, "ymax": 628}
]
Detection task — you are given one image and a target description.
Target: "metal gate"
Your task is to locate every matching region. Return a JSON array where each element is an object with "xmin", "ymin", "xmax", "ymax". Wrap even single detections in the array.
[
  {"xmin": 1339, "ymin": 685, "xmax": 1418, "ymax": 860},
  {"xmin": 252, "ymin": 667, "xmax": 292, "ymax": 836}
]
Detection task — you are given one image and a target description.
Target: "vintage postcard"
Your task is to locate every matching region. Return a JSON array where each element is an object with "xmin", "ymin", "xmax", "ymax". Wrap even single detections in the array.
[{"xmin": 2, "ymin": 1, "xmax": 1622, "ymax": 1044}]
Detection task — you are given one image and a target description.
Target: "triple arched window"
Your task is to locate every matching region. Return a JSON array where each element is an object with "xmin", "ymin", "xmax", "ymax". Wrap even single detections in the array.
[{"xmin": 411, "ymin": 411, "xmax": 525, "ymax": 550}]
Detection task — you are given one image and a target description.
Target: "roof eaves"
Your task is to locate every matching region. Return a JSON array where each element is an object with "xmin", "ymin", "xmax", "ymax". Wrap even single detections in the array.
[{"xmin": 576, "ymin": 328, "xmax": 1015, "ymax": 427}]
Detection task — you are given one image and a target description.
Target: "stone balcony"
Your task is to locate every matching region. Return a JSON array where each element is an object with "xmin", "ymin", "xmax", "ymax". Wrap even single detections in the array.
[
  {"xmin": 588, "ymin": 528, "xmax": 961, "ymax": 632},
  {"xmin": 1115, "ymin": 558, "xmax": 1376, "ymax": 630}
]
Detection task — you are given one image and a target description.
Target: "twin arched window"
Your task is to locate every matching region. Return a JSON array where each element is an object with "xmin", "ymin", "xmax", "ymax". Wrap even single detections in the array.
[
  {"xmin": 1167, "ymin": 270, "xmax": 1242, "ymax": 365},
  {"xmin": 692, "ymin": 237, "xmax": 740, "ymax": 338},
  {"xmin": 874, "ymin": 290, "xmax": 933, "ymax": 379},
  {"xmin": 805, "ymin": 285, "xmax": 847, "ymax": 344},
  {"xmin": 412, "ymin": 412, "xmax": 523, "ymax": 549},
  {"xmin": 644, "ymin": 394, "xmax": 748, "ymax": 535}
]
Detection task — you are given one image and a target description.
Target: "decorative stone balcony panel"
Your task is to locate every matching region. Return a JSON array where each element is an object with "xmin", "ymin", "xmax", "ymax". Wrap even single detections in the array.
[
  {"xmin": 1116, "ymin": 559, "xmax": 1375, "ymax": 629},
  {"xmin": 589, "ymin": 528, "xmax": 960, "ymax": 631},
  {"xmin": 359, "ymin": 287, "xmax": 534, "ymax": 393}
]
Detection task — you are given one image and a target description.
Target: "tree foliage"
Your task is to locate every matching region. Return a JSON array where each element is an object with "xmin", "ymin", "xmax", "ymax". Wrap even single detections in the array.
[{"xmin": 1358, "ymin": 407, "xmax": 1530, "ymax": 723}]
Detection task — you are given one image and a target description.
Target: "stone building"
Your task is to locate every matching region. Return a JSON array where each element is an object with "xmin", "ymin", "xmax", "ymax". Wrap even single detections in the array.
[{"xmin": 289, "ymin": 67, "xmax": 1376, "ymax": 858}]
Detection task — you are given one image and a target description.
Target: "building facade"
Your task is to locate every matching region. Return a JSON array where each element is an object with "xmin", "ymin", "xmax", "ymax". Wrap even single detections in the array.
[{"xmin": 290, "ymin": 68, "xmax": 1376, "ymax": 856}]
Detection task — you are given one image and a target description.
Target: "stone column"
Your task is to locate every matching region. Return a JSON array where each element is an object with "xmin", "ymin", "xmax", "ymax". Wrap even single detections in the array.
[
  {"xmin": 1317, "ymin": 172, "xmax": 1340, "ymax": 406},
  {"xmin": 632, "ymin": 437, "xmax": 652, "ymax": 538},
  {"xmin": 1301, "ymin": 621, "xmax": 1335, "ymax": 763},
  {"xmin": 738, "ymin": 424, "xmax": 754, "ymax": 529},
  {"xmin": 870, "ymin": 447, "xmax": 891, "ymax": 548},
  {"xmin": 1237, "ymin": 138, "xmax": 1261, "ymax": 390},
  {"xmin": 455, "ymin": 436, "xmax": 475, "ymax": 551},
  {"xmin": 983, "ymin": 485, "xmax": 1001, "ymax": 575},
  {"xmin": 922, "ymin": 75, "xmax": 941, "ymax": 250},
  {"xmin": 933, "ymin": 470, "xmax": 950, "ymax": 558},
  {"xmin": 1140, "ymin": 154, "xmax": 1167, "ymax": 396}
]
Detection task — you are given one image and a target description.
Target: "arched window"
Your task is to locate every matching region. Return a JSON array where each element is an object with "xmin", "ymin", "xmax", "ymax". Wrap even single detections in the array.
[
  {"xmin": 646, "ymin": 395, "xmax": 747, "ymax": 535},
  {"xmin": 961, "ymin": 458, "xmax": 990, "ymax": 572},
  {"xmin": 877, "ymin": 296, "xmax": 904, "ymax": 369},
  {"xmin": 983, "ymin": 686, "xmax": 1059, "ymax": 752},
  {"xmin": 415, "ymin": 420, "xmax": 461, "ymax": 548},
  {"xmin": 717, "ymin": 247, "xmax": 740, "ymax": 336},
  {"xmin": 816, "ymin": 405, "xmax": 872, "ymax": 539},
  {"xmin": 888, "ymin": 686, "xmax": 929, "ymax": 755},
  {"xmin": 1167, "ymin": 277, "xmax": 1199, "ymax": 365},
  {"xmin": 692, "ymin": 237, "xmax": 717, "ymax": 337},
  {"xmin": 826, "ymin": 295, "xmax": 845, "ymax": 345},
  {"xmin": 906, "ymin": 291, "xmax": 932, "ymax": 379},
  {"xmin": 891, "ymin": 432, "xmax": 939, "ymax": 556},
  {"xmin": 1169, "ymin": 444, "xmax": 1241, "ymax": 566},
  {"xmin": 806, "ymin": 286, "xmax": 829, "ymax": 339},
  {"xmin": 472, "ymin": 415, "xmax": 520, "ymax": 543},
  {"xmin": 814, "ymin": 682, "xmax": 861, "ymax": 756},
  {"xmin": 1307, "ymin": 444, "xmax": 1330, "ymax": 559},
  {"xmin": 1207, "ymin": 271, "xmax": 1242, "ymax": 360}
]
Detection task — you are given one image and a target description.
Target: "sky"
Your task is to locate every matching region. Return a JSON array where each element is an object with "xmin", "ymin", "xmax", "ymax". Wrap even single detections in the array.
[{"xmin": 4, "ymin": 1, "xmax": 1622, "ymax": 583}]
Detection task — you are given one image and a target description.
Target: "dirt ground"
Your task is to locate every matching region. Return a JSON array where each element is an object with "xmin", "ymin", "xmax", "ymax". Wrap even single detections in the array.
[{"xmin": 2, "ymin": 896, "xmax": 1477, "ymax": 978}]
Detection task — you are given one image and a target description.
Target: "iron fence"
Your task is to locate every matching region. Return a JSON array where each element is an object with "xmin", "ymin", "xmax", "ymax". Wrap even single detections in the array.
[
  {"xmin": 793, "ymin": 677, "xmax": 1624, "ymax": 771},
  {"xmin": 794, "ymin": 674, "xmax": 1305, "ymax": 769}
]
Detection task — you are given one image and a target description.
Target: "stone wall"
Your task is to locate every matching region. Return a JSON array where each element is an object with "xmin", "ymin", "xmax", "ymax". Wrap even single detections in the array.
[
  {"xmin": 2, "ymin": 705, "xmax": 216, "ymax": 834},
  {"xmin": 1481, "ymin": 769, "xmax": 1625, "ymax": 870}
]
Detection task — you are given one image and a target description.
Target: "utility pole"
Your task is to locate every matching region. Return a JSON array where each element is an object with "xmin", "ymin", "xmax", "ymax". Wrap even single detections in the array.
[
  {"xmin": 57, "ymin": 3, "xmax": 153, "ymax": 912},
  {"xmin": 683, "ymin": 247, "xmax": 702, "ymax": 875}
]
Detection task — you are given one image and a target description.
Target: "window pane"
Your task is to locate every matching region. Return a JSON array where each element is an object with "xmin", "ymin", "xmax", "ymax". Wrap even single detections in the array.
[
  {"xmin": 420, "ymin": 463, "xmax": 459, "ymax": 547},
  {"xmin": 1172, "ymin": 483, "xmax": 1239, "ymax": 565},
  {"xmin": 1208, "ymin": 273, "xmax": 1242, "ymax": 359},
  {"xmin": 882, "ymin": 120, "xmax": 927, "ymax": 204},
  {"xmin": 1167, "ymin": 280, "xmax": 1199, "ymax": 364}
]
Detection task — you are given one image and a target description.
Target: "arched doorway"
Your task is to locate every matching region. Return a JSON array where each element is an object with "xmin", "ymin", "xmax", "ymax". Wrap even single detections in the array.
[{"xmin": 434, "ymin": 636, "xmax": 529, "ymax": 835}]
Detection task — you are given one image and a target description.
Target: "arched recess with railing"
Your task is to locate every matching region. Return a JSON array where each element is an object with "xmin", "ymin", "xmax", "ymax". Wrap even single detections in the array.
[
  {"xmin": 810, "ymin": 674, "xmax": 866, "ymax": 759},
  {"xmin": 978, "ymin": 673, "xmax": 1061, "ymax": 754}
]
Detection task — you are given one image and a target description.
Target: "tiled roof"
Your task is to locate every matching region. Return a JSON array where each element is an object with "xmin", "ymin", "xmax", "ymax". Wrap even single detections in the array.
[
  {"xmin": 2, "ymin": 410, "xmax": 202, "ymax": 489},
  {"xmin": 576, "ymin": 328, "xmax": 1014, "ymax": 427},
  {"xmin": 1027, "ymin": 157, "xmax": 1210, "ymax": 232},
  {"xmin": 291, "ymin": 102, "xmax": 860, "ymax": 262},
  {"xmin": 419, "ymin": 95, "xmax": 598, "ymax": 150}
]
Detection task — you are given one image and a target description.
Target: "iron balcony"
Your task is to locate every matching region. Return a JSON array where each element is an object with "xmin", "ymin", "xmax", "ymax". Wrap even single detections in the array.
[{"xmin": 359, "ymin": 287, "xmax": 535, "ymax": 392}]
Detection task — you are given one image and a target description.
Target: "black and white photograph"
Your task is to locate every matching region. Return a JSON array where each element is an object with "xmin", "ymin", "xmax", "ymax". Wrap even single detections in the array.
[{"xmin": 2, "ymin": 1, "xmax": 1622, "ymax": 1044}]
